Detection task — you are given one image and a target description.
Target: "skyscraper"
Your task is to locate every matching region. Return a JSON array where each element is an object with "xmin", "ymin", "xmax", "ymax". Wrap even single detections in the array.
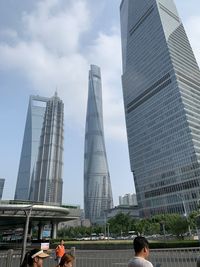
[
  {"xmin": 15, "ymin": 93, "xmax": 64, "ymax": 205},
  {"xmin": 84, "ymin": 65, "xmax": 113, "ymax": 224},
  {"xmin": 119, "ymin": 193, "xmax": 137, "ymax": 206},
  {"xmin": 120, "ymin": 0, "xmax": 200, "ymax": 217},
  {"xmin": 33, "ymin": 93, "xmax": 64, "ymax": 204},
  {"xmin": 0, "ymin": 178, "xmax": 5, "ymax": 200},
  {"xmin": 15, "ymin": 95, "xmax": 49, "ymax": 201}
]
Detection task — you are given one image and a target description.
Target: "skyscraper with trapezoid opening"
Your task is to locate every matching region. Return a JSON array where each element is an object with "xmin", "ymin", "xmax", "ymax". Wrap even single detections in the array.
[
  {"xmin": 15, "ymin": 93, "xmax": 64, "ymax": 205},
  {"xmin": 84, "ymin": 64, "xmax": 113, "ymax": 224},
  {"xmin": 120, "ymin": 0, "xmax": 200, "ymax": 217}
]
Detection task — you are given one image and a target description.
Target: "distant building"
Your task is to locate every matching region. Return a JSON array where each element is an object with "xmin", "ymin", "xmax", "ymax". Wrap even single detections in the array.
[
  {"xmin": 58, "ymin": 208, "xmax": 91, "ymax": 229},
  {"xmin": 58, "ymin": 218, "xmax": 91, "ymax": 229},
  {"xmin": 106, "ymin": 205, "xmax": 139, "ymax": 220},
  {"xmin": 15, "ymin": 93, "xmax": 64, "ymax": 205},
  {"xmin": 84, "ymin": 65, "xmax": 113, "ymax": 224},
  {"xmin": 120, "ymin": 0, "xmax": 200, "ymax": 216},
  {"xmin": 0, "ymin": 178, "xmax": 5, "ymax": 199},
  {"xmin": 119, "ymin": 193, "xmax": 137, "ymax": 206}
]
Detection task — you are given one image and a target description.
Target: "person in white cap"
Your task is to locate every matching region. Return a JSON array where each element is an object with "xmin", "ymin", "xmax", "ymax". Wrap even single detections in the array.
[{"xmin": 20, "ymin": 248, "xmax": 49, "ymax": 267}]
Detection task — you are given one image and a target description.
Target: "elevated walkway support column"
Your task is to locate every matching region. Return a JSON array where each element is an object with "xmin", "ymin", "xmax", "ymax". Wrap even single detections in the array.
[
  {"xmin": 51, "ymin": 222, "xmax": 58, "ymax": 239},
  {"xmin": 38, "ymin": 222, "xmax": 44, "ymax": 240},
  {"xmin": 21, "ymin": 206, "xmax": 33, "ymax": 265}
]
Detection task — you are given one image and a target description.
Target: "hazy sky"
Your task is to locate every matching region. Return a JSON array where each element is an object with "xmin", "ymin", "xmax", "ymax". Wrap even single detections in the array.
[{"xmin": 0, "ymin": 0, "xmax": 200, "ymax": 208}]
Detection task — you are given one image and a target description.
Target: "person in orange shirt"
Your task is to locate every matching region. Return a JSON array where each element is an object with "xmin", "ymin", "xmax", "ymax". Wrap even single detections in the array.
[{"xmin": 55, "ymin": 239, "xmax": 65, "ymax": 264}]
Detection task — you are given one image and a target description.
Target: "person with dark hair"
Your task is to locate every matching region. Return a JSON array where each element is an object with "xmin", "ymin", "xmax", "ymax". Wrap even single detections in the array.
[
  {"xmin": 55, "ymin": 239, "xmax": 65, "ymax": 264},
  {"xmin": 56, "ymin": 253, "xmax": 75, "ymax": 267},
  {"xmin": 128, "ymin": 236, "xmax": 153, "ymax": 267},
  {"xmin": 20, "ymin": 249, "xmax": 49, "ymax": 267}
]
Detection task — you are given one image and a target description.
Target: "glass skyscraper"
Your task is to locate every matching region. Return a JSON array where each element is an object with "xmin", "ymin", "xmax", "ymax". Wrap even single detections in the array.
[
  {"xmin": 15, "ymin": 93, "xmax": 64, "ymax": 205},
  {"xmin": 84, "ymin": 65, "xmax": 113, "ymax": 224},
  {"xmin": 0, "ymin": 178, "xmax": 5, "ymax": 200},
  {"xmin": 120, "ymin": 0, "xmax": 200, "ymax": 217}
]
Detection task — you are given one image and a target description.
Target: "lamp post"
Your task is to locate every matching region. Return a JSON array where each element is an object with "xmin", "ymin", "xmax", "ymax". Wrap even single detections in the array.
[
  {"xmin": 160, "ymin": 221, "xmax": 166, "ymax": 241},
  {"xmin": 104, "ymin": 212, "xmax": 107, "ymax": 238},
  {"xmin": 176, "ymin": 194, "xmax": 191, "ymax": 236},
  {"xmin": 107, "ymin": 223, "xmax": 110, "ymax": 241},
  {"xmin": 21, "ymin": 205, "xmax": 33, "ymax": 264}
]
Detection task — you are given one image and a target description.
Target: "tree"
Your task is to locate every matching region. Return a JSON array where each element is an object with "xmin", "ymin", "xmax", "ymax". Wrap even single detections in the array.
[
  {"xmin": 189, "ymin": 210, "xmax": 199, "ymax": 231},
  {"xmin": 146, "ymin": 222, "xmax": 160, "ymax": 235},
  {"xmin": 167, "ymin": 214, "xmax": 188, "ymax": 238},
  {"xmin": 152, "ymin": 213, "xmax": 191, "ymax": 238},
  {"xmin": 108, "ymin": 212, "xmax": 133, "ymax": 236},
  {"xmin": 134, "ymin": 219, "xmax": 149, "ymax": 236}
]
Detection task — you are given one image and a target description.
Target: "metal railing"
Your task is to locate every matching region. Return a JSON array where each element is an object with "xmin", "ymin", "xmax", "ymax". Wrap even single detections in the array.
[{"xmin": 0, "ymin": 247, "xmax": 200, "ymax": 267}]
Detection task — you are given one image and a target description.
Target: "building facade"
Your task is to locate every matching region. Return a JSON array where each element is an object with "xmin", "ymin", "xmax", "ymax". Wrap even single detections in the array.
[
  {"xmin": 106, "ymin": 205, "xmax": 139, "ymax": 221},
  {"xmin": 0, "ymin": 178, "xmax": 5, "ymax": 200},
  {"xmin": 120, "ymin": 0, "xmax": 200, "ymax": 217},
  {"xmin": 119, "ymin": 193, "xmax": 137, "ymax": 206},
  {"xmin": 84, "ymin": 65, "xmax": 113, "ymax": 224},
  {"xmin": 15, "ymin": 93, "xmax": 64, "ymax": 205}
]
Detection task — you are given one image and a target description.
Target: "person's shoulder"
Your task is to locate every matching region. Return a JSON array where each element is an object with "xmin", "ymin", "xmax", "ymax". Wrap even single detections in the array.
[
  {"xmin": 128, "ymin": 257, "xmax": 141, "ymax": 266},
  {"xmin": 144, "ymin": 259, "xmax": 153, "ymax": 267},
  {"xmin": 128, "ymin": 257, "xmax": 153, "ymax": 267},
  {"xmin": 142, "ymin": 258, "xmax": 153, "ymax": 267}
]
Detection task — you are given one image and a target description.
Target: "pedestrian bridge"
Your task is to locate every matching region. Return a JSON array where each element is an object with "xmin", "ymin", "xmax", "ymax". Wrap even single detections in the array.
[{"xmin": 0, "ymin": 200, "xmax": 81, "ymax": 238}]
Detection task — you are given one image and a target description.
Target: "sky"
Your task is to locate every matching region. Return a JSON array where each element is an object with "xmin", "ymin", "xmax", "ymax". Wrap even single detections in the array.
[{"xmin": 0, "ymin": 0, "xmax": 200, "ymax": 208}]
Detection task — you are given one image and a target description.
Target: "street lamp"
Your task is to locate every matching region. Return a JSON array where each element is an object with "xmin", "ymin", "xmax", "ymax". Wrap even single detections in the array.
[
  {"xmin": 160, "ymin": 220, "xmax": 166, "ymax": 241},
  {"xmin": 176, "ymin": 194, "xmax": 191, "ymax": 236},
  {"xmin": 104, "ymin": 212, "xmax": 107, "ymax": 238},
  {"xmin": 107, "ymin": 223, "xmax": 110, "ymax": 241},
  {"xmin": 21, "ymin": 205, "xmax": 33, "ymax": 264},
  {"xmin": 176, "ymin": 194, "xmax": 187, "ymax": 217}
]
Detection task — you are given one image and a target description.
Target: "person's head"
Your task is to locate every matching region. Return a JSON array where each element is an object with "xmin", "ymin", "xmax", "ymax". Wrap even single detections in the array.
[
  {"xmin": 60, "ymin": 239, "xmax": 64, "ymax": 245},
  {"xmin": 59, "ymin": 253, "xmax": 75, "ymax": 267},
  {"xmin": 133, "ymin": 236, "xmax": 150, "ymax": 259},
  {"xmin": 20, "ymin": 249, "xmax": 49, "ymax": 267}
]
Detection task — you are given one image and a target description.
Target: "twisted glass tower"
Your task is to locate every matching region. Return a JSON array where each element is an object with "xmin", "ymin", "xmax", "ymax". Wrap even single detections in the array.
[
  {"xmin": 120, "ymin": 0, "xmax": 200, "ymax": 217},
  {"xmin": 15, "ymin": 93, "xmax": 64, "ymax": 205},
  {"xmin": 84, "ymin": 65, "xmax": 113, "ymax": 224}
]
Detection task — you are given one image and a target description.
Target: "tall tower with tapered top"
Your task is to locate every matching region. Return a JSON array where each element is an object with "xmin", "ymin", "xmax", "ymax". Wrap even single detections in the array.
[{"xmin": 84, "ymin": 65, "xmax": 113, "ymax": 224}]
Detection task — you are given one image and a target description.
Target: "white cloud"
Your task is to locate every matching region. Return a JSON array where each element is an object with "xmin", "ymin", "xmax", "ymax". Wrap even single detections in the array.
[
  {"xmin": 0, "ymin": 0, "xmax": 126, "ymax": 141},
  {"xmin": 0, "ymin": 0, "xmax": 90, "ymax": 125},
  {"xmin": 185, "ymin": 16, "xmax": 200, "ymax": 66},
  {"xmin": 88, "ymin": 28, "xmax": 126, "ymax": 141},
  {"xmin": 0, "ymin": 28, "xmax": 18, "ymax": 40},
  {"xmin": 22, "ymin": 0, "xmax": 90, "ymax": 55}
]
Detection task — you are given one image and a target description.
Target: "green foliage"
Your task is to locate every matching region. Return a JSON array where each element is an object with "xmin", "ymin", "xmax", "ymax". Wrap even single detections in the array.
[
  {"xmin": 108, "ymin": 212, "xmax": 134, "ymax": 236},
  {"xmin": 167, "ymin": 214, "xmax": 188, "ymax": 238},
  {"xmin": 57, "ymin": 225, "xmax": 105, "ymax": 239},
  {"xmin": 57, "ymin": 212, "xmax": 197, "ymax": 240},
  {"xmin": 189, "ymin": 210, "xmax": 199, "ymax": 229},
  {"xmin": 151, "ymin": 213, "xmax": 191, "ymax": 237},
  {"xmin": 134, "ymin": 219, "xmax": 148, "ymax": 235}
]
